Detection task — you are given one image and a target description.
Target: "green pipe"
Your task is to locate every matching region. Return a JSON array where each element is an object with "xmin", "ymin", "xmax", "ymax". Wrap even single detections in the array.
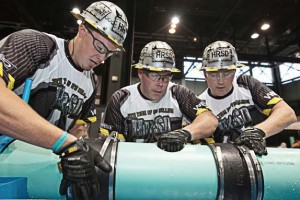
[
  {"xmin": 115, "ymin": 142, "xmax": 218, "ymax": 199},
  {"xmin": 0, "ymin": 140, "xmax": 300, "ymax": 199}
]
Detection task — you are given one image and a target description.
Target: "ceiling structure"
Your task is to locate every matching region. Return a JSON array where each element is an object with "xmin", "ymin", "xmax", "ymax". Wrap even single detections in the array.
[
  {"xmin": 1, "ymin": 0, "xmax": 300, "ymax": 66},
  {"xmin": 133, "ymin": 0, "xmax": 300, "ymax": 65}
]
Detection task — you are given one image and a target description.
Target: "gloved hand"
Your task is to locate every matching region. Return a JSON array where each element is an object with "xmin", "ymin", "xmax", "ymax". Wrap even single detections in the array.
[
  {"xmin": 234, "ymin": 127, "xmax": 268, "ymax": 156},
  {"xmin": 55, "ymin": 138, "xmax": 112, "ymax": 200},
  {"xmin": 157, "ymin": 129, "xmax": 192, "ymax": 152}
]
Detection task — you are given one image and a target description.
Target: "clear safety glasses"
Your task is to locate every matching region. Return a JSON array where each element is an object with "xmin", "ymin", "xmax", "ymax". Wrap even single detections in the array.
[
  {"xmin": 144, "ymin": 71, "xmax": 173, "ymax": 83},
  {"xmin": 86, "ymin": 27, "xmax": 117, "ymax": 58},
  {"xmin": 206, "ymin": 70, "xmax": 236, "ymax": 80}
]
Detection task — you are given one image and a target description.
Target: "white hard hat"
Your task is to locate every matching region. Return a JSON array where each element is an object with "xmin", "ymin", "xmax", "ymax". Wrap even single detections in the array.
[
  {"xmin": 133, "ymin": 41, "xmax": 181, "ymax": 73},
  {"xmin": 200, "ymin": 41, "xmax": 244, "ymax": 71},
  {"xmin": 71, "ymin": 1, "xmax": 128, "ymax": 50}
]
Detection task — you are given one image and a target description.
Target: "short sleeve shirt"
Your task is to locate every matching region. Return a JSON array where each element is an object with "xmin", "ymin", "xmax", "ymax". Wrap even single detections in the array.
[
  {"xmin": 103, "ymin": 82, "xmax": 207, "ymax": 142},
  {"xmin": 198, "ymin": 75, "xmax": 281, "ymax": 142},
  {"xmin": 0, "ymin": 29, "xmax": 97, "ymax": 130}
]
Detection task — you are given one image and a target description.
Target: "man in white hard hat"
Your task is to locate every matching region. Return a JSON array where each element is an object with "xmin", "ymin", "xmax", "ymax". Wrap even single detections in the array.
[
  {"xmin": 198, "ymin": 41, "xmax": 297, "ymax": 155},
  {"xmin": 0, "ymin": 1, "xmax": 128, "ymax": 199},
  {"xmin": 100, "ymin": 41, "xmax": 218, "ymax": 152}
]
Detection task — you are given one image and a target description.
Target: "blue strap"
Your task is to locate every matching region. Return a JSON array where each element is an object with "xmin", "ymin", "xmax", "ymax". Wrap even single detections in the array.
[
  {"xmin": 22, "ymin": 79, "xmax": 33, "ymax": 103},
  {"xmin": 51, "ymin": 132, "xmax": 70, "ymax": 152}
]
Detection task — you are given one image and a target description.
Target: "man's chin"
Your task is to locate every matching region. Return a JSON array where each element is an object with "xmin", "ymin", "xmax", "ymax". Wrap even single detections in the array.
[
  {"xmin": 151, "ymin": 94, "xmax": 164, "ymax": 101},
  {"xmin": 84, "ymin": 64, "xmax": 95, "ymax": 71},
  {"xmin": 214, "ymin": 90, "xmax": 229, "ymax": 97}
]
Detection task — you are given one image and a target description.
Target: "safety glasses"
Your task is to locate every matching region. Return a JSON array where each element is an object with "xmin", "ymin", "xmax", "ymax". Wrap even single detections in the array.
[
  {"xmin": 205, "ymin": 70, "xmax": 235, "ymax": 80},
  {"xmin": 86, "ymin": 27, "xmax": 117, "ymax": 58},
  {"xmin": 143, "ymin": 70, "xmax": 173, "ymax": 83}
]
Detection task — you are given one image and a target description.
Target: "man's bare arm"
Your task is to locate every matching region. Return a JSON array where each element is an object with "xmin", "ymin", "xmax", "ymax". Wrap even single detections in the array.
[
  {"xmin": 255, "ymin": 100, "xmax": 297, "ymax": 138},
  {"xmin": 0, "ymin": 78, "xmax": 76, "ymax": 150}
]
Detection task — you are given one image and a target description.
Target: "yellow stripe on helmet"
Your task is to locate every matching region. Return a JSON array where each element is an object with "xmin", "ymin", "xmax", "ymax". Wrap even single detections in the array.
[
  {"xmin": 200, "ymin": 64, "xmax": 245, "ymax": 71},
  {"xmin": 133, "ymin": 65, "xmax": 181, "ymax": 73}
]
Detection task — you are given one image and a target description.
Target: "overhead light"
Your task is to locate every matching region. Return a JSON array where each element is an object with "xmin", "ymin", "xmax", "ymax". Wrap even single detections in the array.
[
  {"xmin": 169, "ymin": 28, "xmax": 176, "ymax": 34},
  {"xmin": 171, "ymin": 17, "xmax": 179, "ymax": 24},
  {"xmin": 171, "ymin": 24, "xmax": 176, "ymax": 29},
  {"xmin": 251, "ymin": 33, "xmax": 259, "ymax": 39},
  {"xmin": 72, "ymin": 8, "xmax": 80, "ymax": 14},
  {"xmin": 261, "ymin": 23, "xmax": 270, "ymax": 31},
  {"xmin": 77, "ymin": 20, "xmax": 82, "ymax": 25},
  {"xmin": 261, "ymin": 62, "xmax": 270, "ymax": 66},
  {"xmin": 193, "ymin": 37, "xmax": 197, "ymax": 42}
]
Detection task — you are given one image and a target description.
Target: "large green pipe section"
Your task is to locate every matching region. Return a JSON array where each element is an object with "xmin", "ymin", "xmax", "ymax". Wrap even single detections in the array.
[{"xmin": 0, "ymin": 139, "xmax": 300, "ymax": 199}]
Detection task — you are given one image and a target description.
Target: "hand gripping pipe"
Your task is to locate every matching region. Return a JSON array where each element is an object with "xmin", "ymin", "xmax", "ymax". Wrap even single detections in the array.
[{"xmin": 0, "ymin": 137, "xmax": 299, "ymax": 199}]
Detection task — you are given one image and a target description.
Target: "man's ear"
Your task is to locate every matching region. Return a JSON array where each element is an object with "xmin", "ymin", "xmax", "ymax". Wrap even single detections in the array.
[
  {"xmin": 78, "ymin": 24, "xmax": 88, "ymax": 37},
  {"xmin": 137, "ymin": 69, "xmax": 143, "ymax": 79}
]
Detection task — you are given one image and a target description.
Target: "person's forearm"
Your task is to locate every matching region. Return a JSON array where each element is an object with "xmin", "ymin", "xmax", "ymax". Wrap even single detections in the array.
[
  {"xmin": 184, "ymin": 111, "xmax": 218, "ymax": 140},
  {"xmin": 255, "ymin": 101, "xmax": 297, "ymax": 138},
  {"xmin": 0, "ymin": 82, "xmax": 77, "ymax": 150}
]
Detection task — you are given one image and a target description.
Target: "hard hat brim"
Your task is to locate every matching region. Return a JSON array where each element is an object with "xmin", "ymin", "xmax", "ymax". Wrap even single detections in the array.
[
  {"xmin": 133, "ymin": 64, "xmax": 181, "ymax": 73},
  {"xmin": 198, "ymin": 63, "xmax": 245, "ymax": 71}
]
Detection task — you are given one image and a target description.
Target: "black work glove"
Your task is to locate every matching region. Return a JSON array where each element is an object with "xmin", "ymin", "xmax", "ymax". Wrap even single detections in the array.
[
  {"xmin": 157, "ymin": 129, "xmax": 192, "ymax": 152},
  {"xmin": 234, "ymin": 127, "xmax": 268, "ymax": 156},
  {"xmin": 55, "ymin": 138, "xmax": 112, "ymax": 200}
]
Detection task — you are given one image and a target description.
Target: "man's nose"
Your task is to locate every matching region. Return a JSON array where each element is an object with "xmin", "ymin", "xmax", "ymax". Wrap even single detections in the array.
[
  {"xmin": 217, "ymin": 74, "xmax": 225, "ymax": 83},
  {"xmin": 156, "ymin": 78, "xmax": 164, "ymax": 87}
]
